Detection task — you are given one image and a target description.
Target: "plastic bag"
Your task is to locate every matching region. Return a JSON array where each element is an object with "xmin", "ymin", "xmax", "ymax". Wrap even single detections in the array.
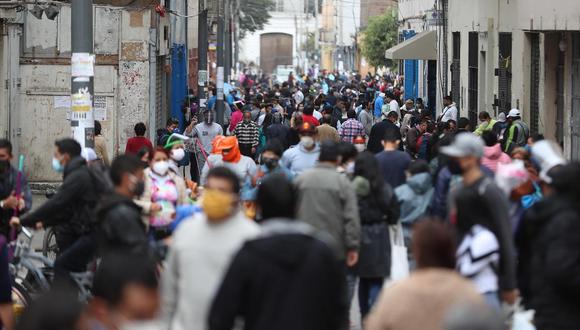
[{"xmin": 389, "ymin": 222, "xmax": 409, "ymax": 281}]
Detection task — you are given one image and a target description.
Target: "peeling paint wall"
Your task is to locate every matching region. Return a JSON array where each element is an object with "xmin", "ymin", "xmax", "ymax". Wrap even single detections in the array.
[{"xmin": 13, "ymin": 5, "xmax": 157, "ymax": 181}]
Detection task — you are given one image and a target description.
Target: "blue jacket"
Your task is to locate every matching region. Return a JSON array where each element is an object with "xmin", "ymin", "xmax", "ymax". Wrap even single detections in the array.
[
  {"xmin": 396, "ymin": 173, "xmax": 434, "ymax": 225},
  {"xmin": 373, "ymin": 97, "xmax": 384, "ymax": 118}
]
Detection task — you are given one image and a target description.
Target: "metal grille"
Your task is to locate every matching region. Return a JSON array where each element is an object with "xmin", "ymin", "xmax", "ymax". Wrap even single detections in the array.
[
  {"xmin": 497, "ymin": 33, "xmax": 512, "ymax": 114},
  {"xmin": 450, "ymin": 32, "xmax": 460, "ymax": 105},
  {"xmin": 156, "ymin": 56, "xmax": 166, "ymax": 132},
  {"xmin": 468, "ymin": 32, "xmax": 478, "ymax": 129},
  {"xmin": 529, "ymin": 34, "xmax": 540, "ymax": 135},
  {"xmin": 571, "ymin": 33, "xmax": 580, "ymax": 159}
]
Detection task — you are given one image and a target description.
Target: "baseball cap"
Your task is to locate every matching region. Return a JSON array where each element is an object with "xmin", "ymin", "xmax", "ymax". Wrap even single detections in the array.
[
  {"xmin": 497, "ymin": 112, "xmax": 507, "ymax": 123},
  {"xmin": 440, "ymin": 133, "xmax": 484, "ymax": 158},
  {"xmin": 507, "ymin": 108, "xmax": 521, "ymax": 118},
  {"xmin": 298, "ymin": 122, "xmax": 316, "ymax": 134}
]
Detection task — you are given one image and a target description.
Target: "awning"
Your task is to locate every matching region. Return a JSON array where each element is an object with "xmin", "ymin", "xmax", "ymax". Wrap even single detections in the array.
[{"xmin": 385, "ymin": 30, "xmax": 437, "ymax": 60}]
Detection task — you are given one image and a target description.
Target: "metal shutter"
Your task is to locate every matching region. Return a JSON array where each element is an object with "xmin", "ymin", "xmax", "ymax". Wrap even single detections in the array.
[
  {"xmin": 529, "ymin": 33, "xmax": 540, "ymax": 135},
  {"xmin": 468, "ymin": 32, "xmax": 478, "ymax": 129},
  {"xmin": 497, "ymin": 33, "xmax": 512, "ymax": 114}
]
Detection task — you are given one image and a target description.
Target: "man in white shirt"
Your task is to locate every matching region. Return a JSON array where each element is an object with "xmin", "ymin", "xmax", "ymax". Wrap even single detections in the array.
[
  {"xmin": 382, "ymin": 92, "xmax": 401, "ymax": 118},
  {"xmin": 293, "ymin": 88, "xmax": 304, "ymax": 105},
  {"xmin": 159, "ymin": 167, "xmax": 260, "ymax": 330},
  {"xmin": 439, "ymin": 95, "xmax": 458, "ymax": 123}
]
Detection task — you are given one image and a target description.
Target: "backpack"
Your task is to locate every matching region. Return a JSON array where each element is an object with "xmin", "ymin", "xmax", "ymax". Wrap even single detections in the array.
[{"xmin": 88, "ymin": 162, "xmax": 114, "ymax": 200}]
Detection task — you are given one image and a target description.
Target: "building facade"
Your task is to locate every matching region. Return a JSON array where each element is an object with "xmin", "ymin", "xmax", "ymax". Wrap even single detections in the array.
[
  {"xmin": 442, "ymin": 0, "xmax": 580, "ymax": 158},
  {"xmin": 0, "ymin": 1, "xmax": 171, "ymax": 181}
]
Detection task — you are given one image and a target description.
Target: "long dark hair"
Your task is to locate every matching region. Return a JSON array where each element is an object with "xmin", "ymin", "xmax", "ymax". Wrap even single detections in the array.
[{"xmin": 354, "ymin": 151, "xmax": 385, "ymax": 198}]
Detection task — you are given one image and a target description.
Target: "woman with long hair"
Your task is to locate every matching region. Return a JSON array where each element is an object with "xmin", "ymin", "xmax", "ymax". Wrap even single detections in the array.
[{"xmin": 351, "ymin": 152, "xmax": 400, "ymax": 320}]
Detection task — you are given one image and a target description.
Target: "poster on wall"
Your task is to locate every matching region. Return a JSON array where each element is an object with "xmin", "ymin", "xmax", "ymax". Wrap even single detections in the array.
[
  {"xmin": 54, "ymin": 95, "xmax": 71, "ymax": 120},
  {"xmin": 94, "ymin": 96, "xmax": 107, "ymax": 121}
]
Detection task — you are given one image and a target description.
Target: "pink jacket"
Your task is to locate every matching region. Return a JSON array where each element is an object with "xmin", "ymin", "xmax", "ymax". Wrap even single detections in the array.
[{"xmin": 482, "ymin": 143, "xmax": 512, "ymax": 173}]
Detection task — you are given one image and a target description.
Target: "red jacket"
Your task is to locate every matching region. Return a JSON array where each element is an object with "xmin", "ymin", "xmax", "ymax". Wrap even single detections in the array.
[
  {"xmin": 125, "ymin": 136, "xmax": 153, "ymax": 155},
  {"xmin": 303, "ymin": 114, "xmax": 320, "ymax": 127}
]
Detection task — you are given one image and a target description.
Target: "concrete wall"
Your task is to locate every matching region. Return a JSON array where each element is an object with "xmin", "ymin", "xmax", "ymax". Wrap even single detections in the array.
[
  {"xmin": 444, "ymin": 0, "xmax": 580, "ymax": 157},
  {"xmin": 6, "ymin": 5, "xmax": 157, "ymax": 181}
]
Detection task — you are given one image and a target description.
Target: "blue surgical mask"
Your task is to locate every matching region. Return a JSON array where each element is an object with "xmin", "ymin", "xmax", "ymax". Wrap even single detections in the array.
[{"xmin": 52, "ymin": 157, "xmax": 64, "ymax": 173}]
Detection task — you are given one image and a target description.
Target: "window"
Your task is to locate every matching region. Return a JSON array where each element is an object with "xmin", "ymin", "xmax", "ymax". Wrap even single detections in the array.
[
  {"xmin": 274, "ymin": 0, "xmax": 284, "ymax": 12},
  {"xmin": 468, "ymin": 32, "xmax": 478, "ymax": 129},
  {"xmin": 450, "ymin": 32, "xmax": 460, "ymax": 106},
  {"xmin": 497, "ymin": 33, "xmax": 512, "ymax": 114},
  {"xmin": 529, "ymin": 33, "xmax": 540, "ymax": 135}
]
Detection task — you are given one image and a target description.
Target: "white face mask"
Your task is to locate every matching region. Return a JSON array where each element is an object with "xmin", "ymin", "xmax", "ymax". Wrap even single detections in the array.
[
  {"xmin": 152, "ymin": 160, "xmax": 169, "ymax": 175},
  {"xmin": 300, "ymin": 136, "xmax": 315, "ymax": 149},
  {"xmin": 171, "ymin": 148, "xmax": 185, "ymax": 162},
  {"xmin": 355, "ymin": 144, "xmax": 366, "ymax": 153}
]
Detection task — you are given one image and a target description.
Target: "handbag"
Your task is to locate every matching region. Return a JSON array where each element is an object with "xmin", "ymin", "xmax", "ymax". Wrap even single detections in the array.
[{"xmin": 389, "ymin": 222, "xmax": 410, "ymax": 281}]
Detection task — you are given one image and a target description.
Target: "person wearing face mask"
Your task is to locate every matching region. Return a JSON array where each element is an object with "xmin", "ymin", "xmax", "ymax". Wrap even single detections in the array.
[
  {"xmin": 96, "ymin": 155, "xmax": 149, "ymax": 257},
  {"xmin": 88, "ymin": 253, "xmax": 160, "ymax": 330},
  {"xmin": 137, "ymin": 147, "xmax": 188, "ymax": 240},
  {"xmin": 0, "ymin": 139, "xmax": 31, "ymax": 241},
  {"xmin": 200, "ymin": 136, "xmax": 258, "ymax": 186},
  {"xmin": 12, "ymin": 139, "xmax": 99, "ymax": 284},
  {"xmin": 163, "ymin": 133, "xmax": 189, "ymax": 175},
  {"xmin": 209, "ymin": 173, "xmax": 348, "ymax": 330},
  {"xmin": 353, "ymin": 135, "xmax": 366, "ymax": 153},
  {"xmin": 441, "ymin": 133, "xmax": 519, "ymax": 306},
  {"xmin": 337, "ymin": 141, "xmax": 358, "ymax": 176},
  {"xmin": 186, "ymin": 109, "xmax": 223, "ymax": 183},
  {"xmin": 280, "ymin": 122, "xmax": 321, "ymax": 176},
  {"xmin": 158, "ymin": 167, "xmax": 260, "ymax": 330},
  {"xmin": 241, "ymin": 141, "xmax": 295, "ymax": 218},
  {"xmin": 234, "ymin": 111, "xmax": 260, "ymax": 159}
]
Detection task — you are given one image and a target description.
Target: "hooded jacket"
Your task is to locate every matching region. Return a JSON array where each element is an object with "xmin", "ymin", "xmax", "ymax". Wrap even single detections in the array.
[
  {"xmin": 395, "ymin": 173, "xmax": 434, "ymax": 229},
  {"xmin": 208, "ymin": 219, "xmax": 348, "ymax": 330},
  {"xmin": 481, "ymin": 144, "xmax": 512, "ymax": 173},
  {"xmin": 21, "ymin": 156, "xmax": 98, "ymax": 235},
  {"xmin": 516, "ymin": 195, "xmax": 580, "ymax": 329},
  {"xmin": 96, "ymin": 193, "xmax": 148, "ymax": 256}
]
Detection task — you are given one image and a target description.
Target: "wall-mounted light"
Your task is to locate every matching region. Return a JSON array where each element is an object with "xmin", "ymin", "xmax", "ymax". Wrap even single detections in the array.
[
  {"xmin": 559, "ymin": 34, "xmax": 567, "ymax": 53},
  {"xmin": 44, "ymin": 4, "xmax": 60, "ymax": 20},
  {"xmin": 29, "ymin": 4, "xmax": 43, "ymax": 19}
]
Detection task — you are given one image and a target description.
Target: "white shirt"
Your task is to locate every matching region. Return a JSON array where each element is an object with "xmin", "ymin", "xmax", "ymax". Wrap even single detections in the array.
[
  {"xmin": 440, "ymin": 103, "xmax": 458, "ymax": 122},
  {"xmin": 201, "ymin": 155, "xmax": 257, "ymax": 185},
  {"xmin": 159, "ymin": 212, "xmax": 260, "ymax": 330},
  {"xmin": 389, "ymin": 100, "xmax": 401, "ymax": 117},
  {"xmin": 456, "ymin": 225, "xmax": 500, "ymax": 294}
]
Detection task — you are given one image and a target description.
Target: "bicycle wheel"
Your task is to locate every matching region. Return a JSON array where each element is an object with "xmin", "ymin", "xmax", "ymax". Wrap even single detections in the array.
[
  {"xmin": 42, "ymin": 228, "xmax": 59, "ymax": 261},
  {"xmin": 12, "ymin": 281, "xmax": 30, "ymax": 319}
]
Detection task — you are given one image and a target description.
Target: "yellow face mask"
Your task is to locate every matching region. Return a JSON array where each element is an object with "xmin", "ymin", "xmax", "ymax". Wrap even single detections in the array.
[{"xmin": 202, "ymin": 189, "xmax": 235, "ymax": 222}]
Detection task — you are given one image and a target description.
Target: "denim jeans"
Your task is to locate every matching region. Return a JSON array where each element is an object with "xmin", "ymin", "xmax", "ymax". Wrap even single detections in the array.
[
  {"xmin": 358, "ymin": 277, "xmax": 384, "ymax": 317},
  {"xmin": 483, "ymin": 291, "xmax": 501, "ymax": 310}
]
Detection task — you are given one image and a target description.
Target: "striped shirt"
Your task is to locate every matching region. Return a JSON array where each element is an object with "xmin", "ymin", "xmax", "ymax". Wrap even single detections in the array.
[
  {"xmin": 234, "ymin": 121, "xmax": 260, "ymax": 147},
  {"xmin": 456, "ymin": 224, "xmax": 500, "ymax": 294}
]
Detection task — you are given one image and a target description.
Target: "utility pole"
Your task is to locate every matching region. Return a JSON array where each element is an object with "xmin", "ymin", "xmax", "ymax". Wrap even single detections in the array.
[
  {"xmin": 70, "ymin": 0, "xmax": 95, "ymax": 149},
  {"xmin": 216, "ymin": 0, "xmax": 225, "ymax": 126},
  {"xmin": 224, "ymin": 0, "xmax": 230, "ymax": 83},
  {"xmin": 198, "ymin": 4, "xmax": 208, "ymax": 109}
]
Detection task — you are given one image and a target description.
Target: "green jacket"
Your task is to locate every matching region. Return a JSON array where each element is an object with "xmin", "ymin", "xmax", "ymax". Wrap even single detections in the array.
[{"xmin": 474, "ymin": 119, "xmax": 497, "ymax": 136}]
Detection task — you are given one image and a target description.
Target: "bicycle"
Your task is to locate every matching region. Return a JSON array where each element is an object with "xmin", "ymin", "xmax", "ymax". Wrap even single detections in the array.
[
  {"xmin": 42, "ymin": 227, "xmax": 59, "ymax": 261},
  {"xmin": 10, "ymin": 227, "xmax": 93, "ymax": 305}
]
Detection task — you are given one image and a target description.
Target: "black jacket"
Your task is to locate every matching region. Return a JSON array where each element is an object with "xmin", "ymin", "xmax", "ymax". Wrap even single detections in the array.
[
  {"xmin": 21, "ymin": 157, "xmax": 98, "ymax": 235},
  {"xmin": 209, "ymin": 220, "xmax": 348, "ymax": 330},
  {"xmin": 516, "ymin": 195, "xmax": 580, "ymax": 329},
  {"xmin": 0, "ymin": 166, "xmax": 32, "ymax": 237},
  {"xmin": 95, "ymin": 193, "xmax": 148, "ymax": 256},
  {"xmin": 367, "ymin": 120, "xmax": 401, "ymax": 154}
]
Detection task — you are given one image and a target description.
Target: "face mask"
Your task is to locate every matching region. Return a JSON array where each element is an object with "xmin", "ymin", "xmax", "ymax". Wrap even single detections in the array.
[
  {"xmin": 129, "ymin": 175, "xmax": 145, "ymax": 197},
  {"xmin": 0, "ymin": 160, "xmax": 10, "ymax": 173},
  {"xmin": 447, "ymin": 159, "xmax": 463, "ymax": 175},
  {"xmin": 52, "ymin": 157, "xmax": 64, "ymax": 173},
  {"xmin": 244, "ymin": 118, "xmax": 251, "ymax": 123},
  {"xmin": 152, "ymin": 161, "xmax": 169, "ymax": 175},
  {"xmin": 202, "ymin": 189, "xmax": 235, "ymax": 221},
  {"xmin": 262, "ymin": 157, "xmax": 279, "ymax": 170},
  {"xmin": 300, "ymin": 136, "xmax": 315, "ymax": 149},
  {"xmin": 171, "ymin": 149, "xmax": 185, "ymax": 162},
  {"xmin": 355, "ymin": 144, "xmax": 365, "ymax": 153}
]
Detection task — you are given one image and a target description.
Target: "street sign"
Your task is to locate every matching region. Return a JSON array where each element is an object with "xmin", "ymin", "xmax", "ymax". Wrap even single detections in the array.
[{"xmin": 198, "ymin": 70, "xmax": 208, "ymax": 86}]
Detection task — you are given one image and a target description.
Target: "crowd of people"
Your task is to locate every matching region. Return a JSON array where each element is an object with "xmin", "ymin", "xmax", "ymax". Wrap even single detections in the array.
[{"xmin": 0, "ymin": 70, "xmax": 578, "ymax": 330}]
